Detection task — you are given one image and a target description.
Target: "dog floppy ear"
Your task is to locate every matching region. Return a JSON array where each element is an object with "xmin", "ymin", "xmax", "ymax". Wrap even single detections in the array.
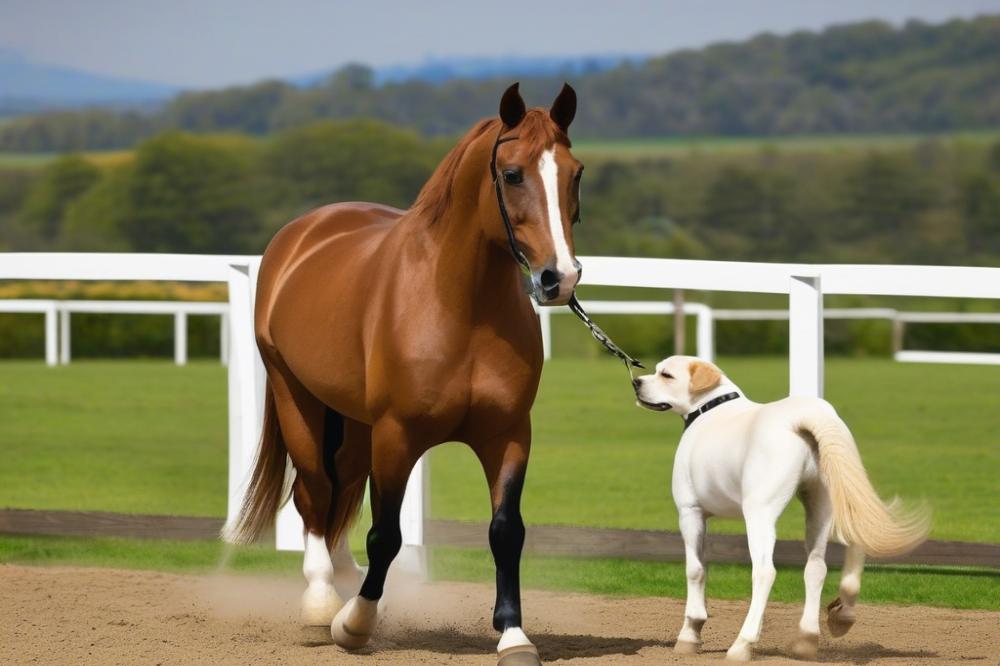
[{"xmin": 688, "ymin": 360, "xmax": 722, "ymax": 394}]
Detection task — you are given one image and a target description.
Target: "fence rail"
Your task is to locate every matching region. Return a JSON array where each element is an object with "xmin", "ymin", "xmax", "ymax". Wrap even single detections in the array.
[
  {"xmin": 0, "ymin": 298, "xmax": 229, "ymax": 366},
  {"xmin": 3, "ymin": 253, "xmax": 1000, "ymax": 573}
]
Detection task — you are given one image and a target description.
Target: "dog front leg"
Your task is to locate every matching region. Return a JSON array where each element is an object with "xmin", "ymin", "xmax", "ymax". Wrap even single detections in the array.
[{"xmin": 675, "ymin": 506, "xmax": 708, "ymax": 654}]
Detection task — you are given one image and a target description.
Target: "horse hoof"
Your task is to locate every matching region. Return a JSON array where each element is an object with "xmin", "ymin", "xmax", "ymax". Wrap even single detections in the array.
[
  {"xmin": 498, "ymin": 644, "xmax": 542, "ymax": 665},
  {"xmin": 826, "ymin": 597, "xmax": 856, "ymax": 638},
  {"xmin": 300, "ymin": 585, "xmax": 343, "ymax": 627},
  {"xmin": 330, "ymin": 596, "xmax": 377, "ymax": 650},
  {"xmin": 674, "ymin": 640, "xmax": 701, "ymax": 655},
  {"xmin": 726, "ymin": 639, "xmax": 753, "ymax": 662},
  {"xmin": 789, "ymin": 632, "xmax": 819, "ymax": 661}
]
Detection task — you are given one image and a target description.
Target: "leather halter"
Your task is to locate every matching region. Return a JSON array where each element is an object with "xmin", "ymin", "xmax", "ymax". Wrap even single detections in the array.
[{"xmin": 489, "ymin": 125, "xmax": 645, "ymax": 375}]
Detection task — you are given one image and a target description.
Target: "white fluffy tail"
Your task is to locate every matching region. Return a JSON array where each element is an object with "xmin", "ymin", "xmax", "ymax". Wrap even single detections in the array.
[{"xmin": 799, "ymin": 409, "xmax": 930, "ymax": 558}]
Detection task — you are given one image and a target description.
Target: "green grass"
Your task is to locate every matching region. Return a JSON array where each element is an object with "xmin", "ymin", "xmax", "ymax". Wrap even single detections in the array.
[
  {"xmin": 0, "ymin": 360, "xmax": 227, "ymax": 516},
  {"xmin": 1, "ymin": 534, "xmax": 995, "ymax": 610},
  {"xmin": 573, "ymin": 130, "xmax": 1000, "ymax": 161},
  {"xmin": 1, "ymin": 357, "xmax": 998, "ymax": 542},
  {"xmin": 430, "ymin": 357, "xmax": 1000, "ymax": 543},
  {"xmin": 1, "ymin": 356, "xmax": 997, "ymax": 610},
  {"xmin": 0, "ymin": 150, "xmax": 133, "ymax": 169}
]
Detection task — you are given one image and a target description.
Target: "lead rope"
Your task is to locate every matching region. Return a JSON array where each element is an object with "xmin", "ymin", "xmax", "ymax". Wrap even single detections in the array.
[{"xmin": 490, "ymin": 126, "xmax": 645, "ymax": 383}]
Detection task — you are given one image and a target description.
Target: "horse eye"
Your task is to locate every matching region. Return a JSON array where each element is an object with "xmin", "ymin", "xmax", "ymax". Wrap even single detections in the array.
[{"xmin": 503, "ymin": 168, "xmax": 523, "ymax": 185}]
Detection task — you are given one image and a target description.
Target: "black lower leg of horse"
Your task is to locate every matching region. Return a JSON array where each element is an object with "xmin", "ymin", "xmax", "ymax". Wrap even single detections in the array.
[
  {"xmin": 490, "ymin": 472, "xmax": 526, "ymax": 631},
  {"xmin": 358, "ymin": 482, "xmax": 402, "ymax": 601}
]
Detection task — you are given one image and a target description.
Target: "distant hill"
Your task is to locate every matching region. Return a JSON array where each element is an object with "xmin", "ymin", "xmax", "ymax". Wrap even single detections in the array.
[
  {"xmin": 0, "ymin": 49, "xmax": 177, "ymax": 115},
  {"xmin": 371, "ymin": 54, "xmax": 647, "ymax": 86},
  {"xmin": 2, "ymin": 15, "xmax": 999, "ymax": 151}
]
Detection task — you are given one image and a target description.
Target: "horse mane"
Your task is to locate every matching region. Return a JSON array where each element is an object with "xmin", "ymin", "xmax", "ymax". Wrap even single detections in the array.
[{"xmin": 410, "ymin": 109, "xmax": 568, "ymax": 224}]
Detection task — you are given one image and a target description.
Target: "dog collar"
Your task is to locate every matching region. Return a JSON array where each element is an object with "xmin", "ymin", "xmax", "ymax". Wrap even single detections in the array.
[{"xmin": 684, "ymin": 392, "xmax": 741, "ymax": 429}]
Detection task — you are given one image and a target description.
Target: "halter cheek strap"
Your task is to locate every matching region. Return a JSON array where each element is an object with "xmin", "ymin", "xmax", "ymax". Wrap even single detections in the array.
[{"xmin": 489, "ymin": 125, "xmax": 645, "ymax": 378}]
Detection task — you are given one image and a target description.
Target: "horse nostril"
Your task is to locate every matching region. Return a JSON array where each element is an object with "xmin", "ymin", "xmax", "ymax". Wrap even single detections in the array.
[{"xmin": 540, "ymin": 268, "xmax": 561, "ymax": 290}]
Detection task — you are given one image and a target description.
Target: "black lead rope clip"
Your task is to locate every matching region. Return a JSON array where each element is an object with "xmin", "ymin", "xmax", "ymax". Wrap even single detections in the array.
[{"xmin": 489, "ymin": 125, "xmax": 645, "ymax": 384}]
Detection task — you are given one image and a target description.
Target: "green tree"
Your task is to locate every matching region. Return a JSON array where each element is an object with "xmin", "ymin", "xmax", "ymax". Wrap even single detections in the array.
[
  {"xmin": 124, "ymin": 132, "xmax": 262, "ymax": 253},
  {"xmin": 960, "ymin": 174, "xmax": 1000, "ymax": 253},
  {"xmin": 19, "ymin": 155, "xmax": 101, "ymax": 242},
  {"xmin": 61, "ymin": 165, "xmax": 134, "ymax": 251},
  {"xmin": 265, "ymin": 119, "xmax": 438, "ymax": 210}
]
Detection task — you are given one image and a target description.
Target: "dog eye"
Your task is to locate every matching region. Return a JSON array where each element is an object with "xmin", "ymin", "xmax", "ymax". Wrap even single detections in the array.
[
  {"xmin": 503, "ymin": 168, "xmax": 523, "ymax": 185},
  {"xmin": 660, "ymin": 371, "xmax": 674, "ymax": 379}
]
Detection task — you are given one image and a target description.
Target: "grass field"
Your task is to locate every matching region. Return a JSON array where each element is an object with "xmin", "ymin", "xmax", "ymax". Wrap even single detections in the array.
[
  {"xmin": 2, "ymin": 130, "xmax": 998, "ymax": 170},
  {"xmin": 1, "ymin": 357, "xmax": 998, "ymax": 609},
  {"xmin": 572, "ymin": 130, "xmax": 1000, "ymax": 161},
  {"xmin": 0, "ymin": 150, "xmax": 133, "ymax": 169},
  {"xmin": 2, "ymin": 358, "xmax": 997, "ymax": 541}
]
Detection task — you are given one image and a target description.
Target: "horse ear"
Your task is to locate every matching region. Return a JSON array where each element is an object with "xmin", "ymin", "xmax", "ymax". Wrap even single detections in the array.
[
  {"xmin": 549, "ymin": 82, "xmax": 577, "ymax": 132},
  {"xmin": 499, "ymin": 82, "xmax": 526, "ymax": 128},
  {"xmin": 688, "ymin": 360, "xmax": 722, "ymax": 394}
]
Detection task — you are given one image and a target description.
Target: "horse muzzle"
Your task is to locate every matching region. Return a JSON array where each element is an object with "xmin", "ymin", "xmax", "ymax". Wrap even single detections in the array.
[{"xmin": 532, "ymin": 259, "xmax": 582, "ymax": 306}]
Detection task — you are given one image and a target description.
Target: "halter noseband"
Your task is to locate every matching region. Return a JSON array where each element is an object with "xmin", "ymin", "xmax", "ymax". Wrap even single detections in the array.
[{"xmin": 489, "ymin": 125, "xmax": 645, "ymax": 377}]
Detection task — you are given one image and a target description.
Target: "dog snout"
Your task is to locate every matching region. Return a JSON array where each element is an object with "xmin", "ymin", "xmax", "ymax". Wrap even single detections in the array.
[{"xmin": 632, "ymin": 377, "xmax": 643, "ymax": 390}]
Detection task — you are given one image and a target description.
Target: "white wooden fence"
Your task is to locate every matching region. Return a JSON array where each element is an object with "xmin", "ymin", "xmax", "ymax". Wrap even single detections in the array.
[
  {"xmin": 3, "ymin": 253, "xmax": 1000, "ymax": 570},
  {"xmin": 539, "ymin": 302, "xmax": 1000, "ymax": 364},
  {"xmin": 0, "ymin": 299, "xmax": 230, "ymax": 366}
]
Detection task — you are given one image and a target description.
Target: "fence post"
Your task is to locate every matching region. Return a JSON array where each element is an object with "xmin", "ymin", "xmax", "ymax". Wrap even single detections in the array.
[
  {"xmin": 225, "ymin": 261, "xmax": 265, "ymax": 530},
  {"xmin": 789, "ymin": 273, "xmax": 824, "ymax": 398},
  {"xmin": 695, "ymin": 306, "xmax": 715, "ymax": 363},
  {"xmin": 539, "ymin": 307, "xmax": 552, "ymax": 360},
  {"xmin": 397, "ymin": 455, "xmax": 429, "ymax": 578},
  {"xmin": 673, "ymin": 290, "xmax": 686, "ymax": 355},
  {"xmin": 59, "ymin": 308, "xmax": 71, "ymax": 365},
  {"xmin": 44, "ymin": 303, "xmax": 58, "ymax": 367},
  {"xmin": 174, "ymin": 312, "xmax": 187, "ymax": 366},
  {"xmin": 892, "ymin": 318, "xmax": 905, "ymax": 355},
  {"xmin": 219, "ymin": 312, "xmax": 230, "ymax": 367}
]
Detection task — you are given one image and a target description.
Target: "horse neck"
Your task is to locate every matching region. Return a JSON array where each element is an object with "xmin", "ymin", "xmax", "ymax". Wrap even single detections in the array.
[{"xmin": 408, "ymin": 182, "xmax": 524, "ymax": 320}]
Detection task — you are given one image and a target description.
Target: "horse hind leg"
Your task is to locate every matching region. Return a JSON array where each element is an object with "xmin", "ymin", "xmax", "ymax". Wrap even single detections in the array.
[
  {"xmin": 332, "ymin": 418, "xmax": 420, "ymax": 651},
  {"xmin": 267, "ymin": 367, "xmax": 342, "ymax": 627},
  {"xmin": 326, "ymin": 416, "xmax": 372, "ymax": 602}
]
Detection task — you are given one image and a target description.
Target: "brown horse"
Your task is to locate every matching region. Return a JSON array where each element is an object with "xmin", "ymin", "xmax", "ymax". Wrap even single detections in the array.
[{"xmin": 226, "ymin": 83, "xmax": 583, "ymax": 665}]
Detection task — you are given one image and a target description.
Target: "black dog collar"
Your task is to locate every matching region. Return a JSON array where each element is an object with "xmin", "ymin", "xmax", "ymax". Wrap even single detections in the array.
[{"xmin": 684, "ymin": 392, "xmax": 741, "ymax": 429}]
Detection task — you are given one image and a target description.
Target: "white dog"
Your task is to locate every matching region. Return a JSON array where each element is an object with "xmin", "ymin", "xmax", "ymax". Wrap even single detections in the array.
[{"xmin": 633, "ymin": 355, "xmax": 929, "ymax": 662}]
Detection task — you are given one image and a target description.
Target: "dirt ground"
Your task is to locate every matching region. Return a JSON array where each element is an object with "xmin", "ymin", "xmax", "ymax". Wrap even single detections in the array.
[{"xmin": 1, "ymin": 564, "xmax": 996, "ymax": 665}]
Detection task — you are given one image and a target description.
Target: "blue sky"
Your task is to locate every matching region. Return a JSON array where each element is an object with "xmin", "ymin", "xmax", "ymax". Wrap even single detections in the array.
[{"xmin": 2, "ymin": 0, "xmax": 999, "ymax": 88}]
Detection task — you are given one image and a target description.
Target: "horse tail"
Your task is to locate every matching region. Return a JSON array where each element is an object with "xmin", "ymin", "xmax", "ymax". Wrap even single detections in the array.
[
  {"xmin": 800, "ymin": 406, "xmax": 930, "ymax": 558},
  {"xmin": 221, "ymin": 380, "xmax": 291, "ymax": 544}
]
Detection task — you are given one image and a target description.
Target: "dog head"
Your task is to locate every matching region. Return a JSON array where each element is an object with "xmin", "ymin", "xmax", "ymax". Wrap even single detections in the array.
[{"xmin": 633, "ymin": 355, "xmax": 724, "ymax": 414}]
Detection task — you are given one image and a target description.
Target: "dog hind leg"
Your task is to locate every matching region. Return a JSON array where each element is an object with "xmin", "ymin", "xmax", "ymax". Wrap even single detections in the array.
[
  {"xmin": 790, "ymin": 484, "xmax": 833, "ymax": 660},
  {"xmin": 726, "ymin": 504, "xmax": 781, "ymax": 662}
]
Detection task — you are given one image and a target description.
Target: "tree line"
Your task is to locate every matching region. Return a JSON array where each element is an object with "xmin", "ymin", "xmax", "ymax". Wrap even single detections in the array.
[
  {"xmin": 2, "ymin": 120, "xmax": 999, "ymax": 266},
  {"xmin": 2, "ymin": 119, "xmax": 999, "ymax": 357},
  {"xmin": 3, "ymin": 15, "xmax": 999, "ymax": 152}
]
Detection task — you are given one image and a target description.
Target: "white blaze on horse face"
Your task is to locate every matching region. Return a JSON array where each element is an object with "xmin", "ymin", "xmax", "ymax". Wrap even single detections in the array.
[{"xmin": 538, "ymin": 148, "xmax": 578, "ymax": 281}]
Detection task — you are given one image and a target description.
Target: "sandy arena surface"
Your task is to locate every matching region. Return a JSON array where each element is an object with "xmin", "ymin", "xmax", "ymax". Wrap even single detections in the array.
[{"xmin": 1, "ymin": 564, "xmax": 996, "ymax": 665}]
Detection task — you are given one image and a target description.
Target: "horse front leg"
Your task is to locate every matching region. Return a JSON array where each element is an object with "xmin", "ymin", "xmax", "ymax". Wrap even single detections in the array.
[{"xmin": 472, "ymin": 422, "xmax": 540, "ymax": 666}]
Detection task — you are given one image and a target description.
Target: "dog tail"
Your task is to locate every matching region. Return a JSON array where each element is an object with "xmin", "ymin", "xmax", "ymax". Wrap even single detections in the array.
[{"xmin": 799, "ymin": 406, "xmax": 930, "ymax": 558}]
